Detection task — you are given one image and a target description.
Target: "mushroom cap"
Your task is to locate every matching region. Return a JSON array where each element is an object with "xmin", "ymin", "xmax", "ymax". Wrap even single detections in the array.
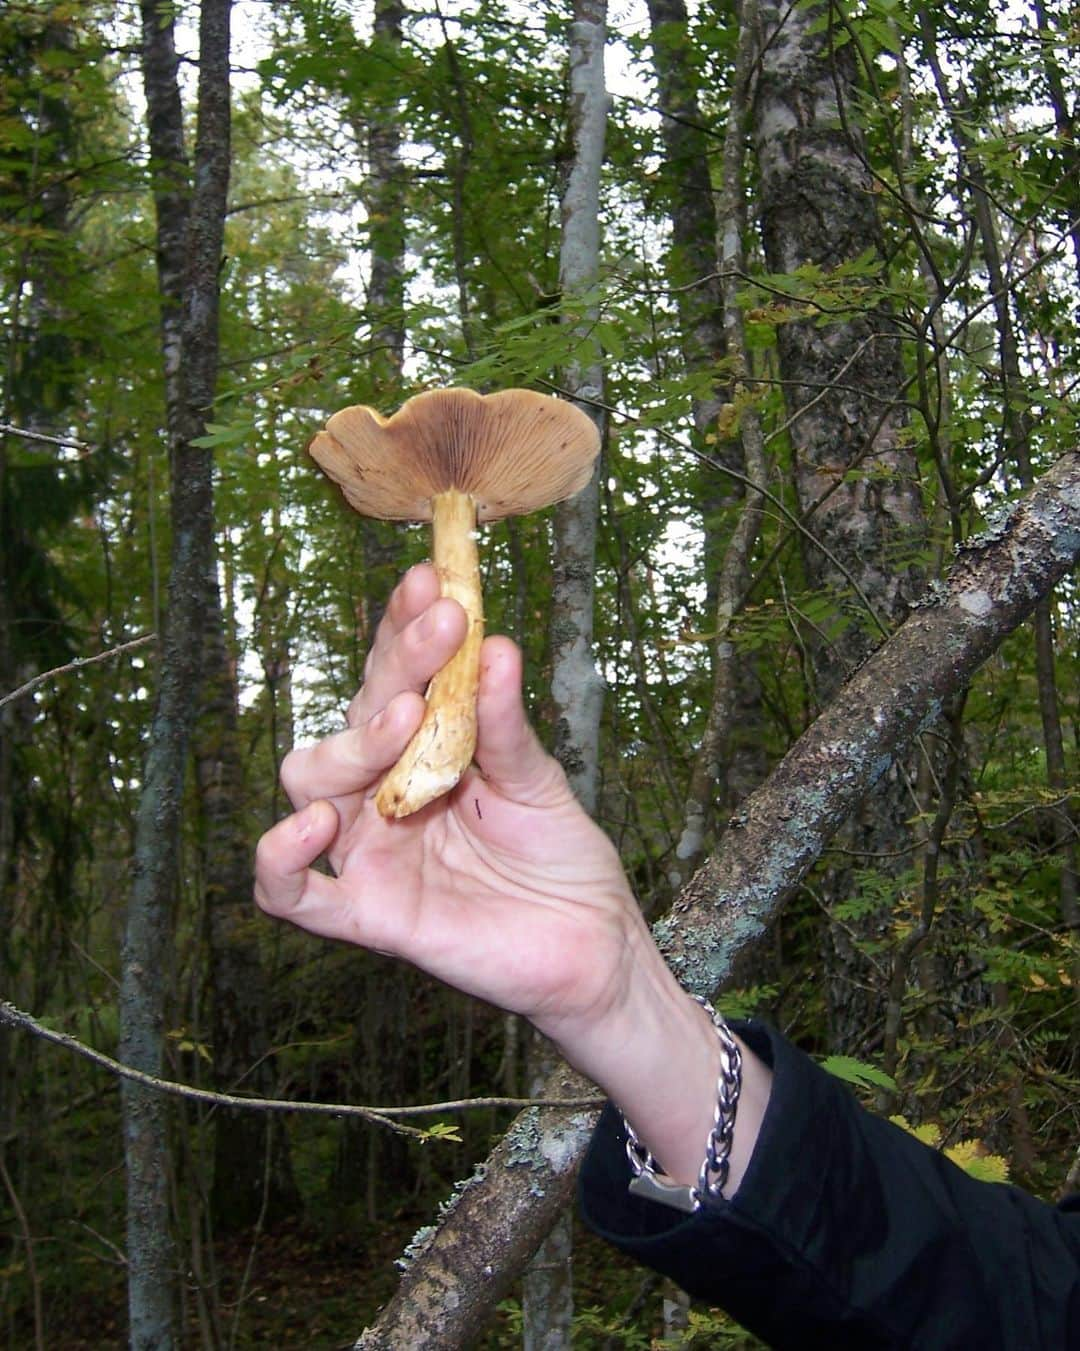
[{"xmin": 309, "ymin": 387, "xmax": 600, "ymax": 523}]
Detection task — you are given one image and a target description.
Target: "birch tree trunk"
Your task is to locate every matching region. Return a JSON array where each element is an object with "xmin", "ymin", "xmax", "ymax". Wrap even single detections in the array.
[
  {"xmin": 119, "ymin": 2, "xmax": 231, "ymax": 1344},
  {"xmin": 355, "ymin": 451, "xmax": 1080, "ymax": 1348},
  {"xmin": 752, "ymin": 0, "xmax": 930, "ymax": 1052},
  {"xmin": 548, "ymin": 0, "xmax": 607, "ymax": 807},
  {"xmin": 753, "ymin": 0, "xmax": 926, "ymax": 680},
  {"xmin": 523, "ymin": 6, "xmax": 608, "ymax": 1344},
  {"xmin": 668, "ymin": 0, "xmax": 768, "ymax": 892},
  {"xmin": 335, "ymin": 0, "xmax": 414, "ymax": 1216}
]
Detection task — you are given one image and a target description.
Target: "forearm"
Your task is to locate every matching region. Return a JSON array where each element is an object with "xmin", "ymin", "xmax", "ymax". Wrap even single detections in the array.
[{"xmin": 538, "ymin": 907, "xmax": 772, "ymax": 1198}]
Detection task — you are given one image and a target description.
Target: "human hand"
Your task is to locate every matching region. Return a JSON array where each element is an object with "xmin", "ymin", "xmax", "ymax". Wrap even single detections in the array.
[
  {"xmin": 255, "ymin": 564, "xmax": 772, "ymax": 1189},
  {"xmin": 254, "ymin": 564, "xmax": 647, "ymax": 1044}
]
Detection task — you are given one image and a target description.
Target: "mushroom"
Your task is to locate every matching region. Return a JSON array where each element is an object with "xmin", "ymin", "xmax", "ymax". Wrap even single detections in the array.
[{"xmin": 309, "ymin": 387, "xmax": 601, "ymax": 819}]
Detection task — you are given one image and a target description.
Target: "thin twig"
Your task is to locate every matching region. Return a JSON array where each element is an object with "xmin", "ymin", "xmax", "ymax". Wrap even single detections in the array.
[
  {"xmin": 0, "ymin": 1001, "xmax": 604, "ymax": 1139},
  {"xmin": 0, "ymin": 421, "xmax": 91, "ymax": 453},
  {"xmin": 0, "ymin": 634, "xmax": 157, "ymax": 712}
]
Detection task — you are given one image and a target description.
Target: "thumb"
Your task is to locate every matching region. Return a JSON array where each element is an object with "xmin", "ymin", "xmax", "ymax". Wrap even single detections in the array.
[{"xmin": 473, "ymin": 636, "xmax": 573, "ymax": 808}]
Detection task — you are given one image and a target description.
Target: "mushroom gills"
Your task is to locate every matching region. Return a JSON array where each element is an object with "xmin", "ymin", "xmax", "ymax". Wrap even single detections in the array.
[{"xmin": 374, "ymin": 487, "xmax": 484, "ymax": 818}]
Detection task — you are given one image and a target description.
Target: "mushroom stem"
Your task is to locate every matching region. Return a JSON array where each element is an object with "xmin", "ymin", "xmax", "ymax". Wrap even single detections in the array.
[{"xmin": 375, "ymin": 487, "xmax": 484, "ymax": 819}]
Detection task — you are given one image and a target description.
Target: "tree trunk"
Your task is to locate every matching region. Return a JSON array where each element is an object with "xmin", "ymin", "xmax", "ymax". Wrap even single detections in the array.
[
  {"xmin": 362, "ymin": 0, "xmax": 407, "ymax": 387},
  {"xmin": 522, "ymin": 4, "xmax": 608, "ymax": 1345},
  {"xmin": 921, "ymin": 14, "xmax": 1080, "ymax": 974},
  {"xmin": 669, "ymin": 0, "xmax": 768, "ymax": 891},
  {"xmin": 1031, "ymin": 0, "xmax": 1080, "ymax": 293},
  {"xmin": 752, "ymin": 0, "xmax": 930, "ymax": 1053},
  {"xmin": 645, "ymin": 0, "xmax": 742, "ymax": 618},
  {"xmin": 119, "ymin": 2, "xmax": 231, "ymax": 1344},
  {"xmin": 333, "ymin": 0, "xmax": 416, "ymax": 1219},
  {"xmin": 753, "ymin": 0, "xmax": 927, "ymax": 654}
]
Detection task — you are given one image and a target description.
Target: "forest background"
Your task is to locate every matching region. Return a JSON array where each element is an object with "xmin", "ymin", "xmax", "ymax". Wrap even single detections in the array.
[{"xmin": 1, "ymin": 0, "xmax": 1078, "ymax": 1346}]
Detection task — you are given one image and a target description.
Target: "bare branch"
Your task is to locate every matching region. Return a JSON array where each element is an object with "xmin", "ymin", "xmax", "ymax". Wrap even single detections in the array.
[
  {"xmin": 0, "ymin": 421, "xmax": 91, "ymax": 453},
  {"xmin": 0, "ymin": 999, "xmax": 602, "ymax": 1142},
  {"xmin": 0, "ymin": 635, "xmax": 157, "ymax": 712}
]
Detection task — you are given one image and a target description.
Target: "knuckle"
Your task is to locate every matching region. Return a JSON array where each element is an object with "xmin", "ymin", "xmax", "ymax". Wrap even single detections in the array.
[{"xmin": 279, "ymin": 747, "xmax": 305, "ymax": 798}]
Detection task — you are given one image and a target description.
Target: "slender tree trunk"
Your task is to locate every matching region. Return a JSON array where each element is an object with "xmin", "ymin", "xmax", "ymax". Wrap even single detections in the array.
[
  {"xmin": 547, "ymin": 0, "xmax": 607, "ymax": 808},
  {"xmin": 922, "ymin": 17, "xmax": 1080, "ymax": 973},
  {"xmin": 1031, "ymin": 0, "xmax": 1080, "ymax": 292},
  {"xmin": 0, "ymin": 440, "xmax": 13, "ymax": 1146},
  {"xmin": 669, "ymin": 0, "xmax": 768, "ymax": 891},
  {"xmin": 522, "ymin": 4, "xmax": 608, "ymax": 1345},
  {"xmin": 119, "ymin": 3, "xmax": 231, "ymax": 1344},
  {"xmin": 335, "ymin": 0, "xmax": 415, "ymax": 1216},
  {"xmin": 0, "ymin": 4, "xmax": 78, "ymax": 1151},
  {"xmin": 363, "ymin": 0, "xmax": 407, "ymax": 387},
  {"xmin": 645, "ymin": 0, "xmax": 742, "ymax": 622},
  {"xmin": 646, "ymin": 0, "xmax": 727, "ymax": 446},
  {"xmin": 752, "ymin": 0, "xmax": 929, "ymax": 1053}
]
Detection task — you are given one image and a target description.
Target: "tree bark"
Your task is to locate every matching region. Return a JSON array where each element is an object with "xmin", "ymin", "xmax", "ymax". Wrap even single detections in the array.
[
  {"xmin": 752, "ymin": 0, "xmax": 931, "ymax": 1052},
  {"xmin": 548, "ymin": 0, "xmax": 607, "ymax": 806},
  {"xmin": 921, "ymin": 16, "xmax": 1080, "ymax": 972},
  {"xmin": 119, "ymin": 2, "xmax": 231, "ymax": 1344},
  {"xmin": 523, "ymin": 4, "xmax": 608, "ymax": 1343},
  {"xmin": 669, "ymin": 0, "xmax": 768, "ymax": 891},
  {"xmin": 355, "ymin": 441, "xmax": 1080, "ymax": 1344},
  {"xmin": 753, "ymin": 0, "xmax": 927, "ymax": 665}
]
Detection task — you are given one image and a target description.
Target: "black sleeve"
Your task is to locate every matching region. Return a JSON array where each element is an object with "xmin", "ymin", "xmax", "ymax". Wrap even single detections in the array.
[{"xmin": 579, "ymin": 1021, "xmax": 1080, "ymax": 1350}]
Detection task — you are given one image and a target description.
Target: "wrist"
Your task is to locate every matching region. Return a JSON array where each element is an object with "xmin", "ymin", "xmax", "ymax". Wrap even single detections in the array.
[
  {"xmin": 535, "ymin": 906, "xmax": 689, "ymax": 1078},
  {"xmin": 542, "ymin": 922, "xmax": 724, "ymax": 1181},
  {"xmin": 539, "ymin": 911, "xmax": 773, "ymax": 1199}
]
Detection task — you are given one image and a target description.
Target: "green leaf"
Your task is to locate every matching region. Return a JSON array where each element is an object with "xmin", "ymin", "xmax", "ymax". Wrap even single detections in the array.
[
  {"xmin": 420, "ymin": 1121, "xmax": 463, "ymax": 1144},
  {"xmin": 821, "ymin": 1055, "xmax": 897, "ymax": 1092},
  {"xmin": 191, "ymin": 420, "xmax": 253, "ymax": 450}
]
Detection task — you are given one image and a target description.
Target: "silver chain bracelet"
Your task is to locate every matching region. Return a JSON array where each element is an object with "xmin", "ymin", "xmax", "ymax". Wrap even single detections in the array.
[{"xmin": 623, "ymin": 994, "xmax": 743, "ymax": 1214}]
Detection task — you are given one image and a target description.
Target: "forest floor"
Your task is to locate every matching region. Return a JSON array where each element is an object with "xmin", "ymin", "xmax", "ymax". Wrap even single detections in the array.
[{"xmin": 40, "ymin": 1212, "xmax": 700, "ymax": 1349}]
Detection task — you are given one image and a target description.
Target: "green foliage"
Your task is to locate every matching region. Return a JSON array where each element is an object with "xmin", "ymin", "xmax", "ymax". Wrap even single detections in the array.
[{"xmin": 822, "ymin": 1055, "xmax": 898, "ymax": 1094}]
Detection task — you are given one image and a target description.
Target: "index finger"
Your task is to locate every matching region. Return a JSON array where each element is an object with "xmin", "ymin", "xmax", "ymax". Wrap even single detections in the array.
[{"xmin": 346, "ymin": 564, "xmax": 439, "ymax": 727}]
